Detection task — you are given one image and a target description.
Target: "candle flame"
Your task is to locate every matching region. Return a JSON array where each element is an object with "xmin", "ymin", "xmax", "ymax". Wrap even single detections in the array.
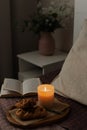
[{"xmin": 44, "ymin": 87, "xmax": 47, "ymax": 91}]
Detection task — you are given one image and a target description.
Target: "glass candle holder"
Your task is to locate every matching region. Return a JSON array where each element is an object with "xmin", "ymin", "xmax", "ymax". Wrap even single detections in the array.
[{"xmin": 38, "ymin": 84, "xmax": 54, "ymax": 107}]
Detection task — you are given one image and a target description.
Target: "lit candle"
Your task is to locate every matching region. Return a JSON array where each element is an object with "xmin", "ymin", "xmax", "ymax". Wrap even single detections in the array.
[{"xmin": 38, "ymin": 84, "xmax": 54, "ymax": 107}]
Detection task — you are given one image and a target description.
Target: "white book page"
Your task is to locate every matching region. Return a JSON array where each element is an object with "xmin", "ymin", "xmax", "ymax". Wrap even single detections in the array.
[
  {"xmin": 0, "ymin": 84, "xmax": 11, "ymax": 96},
  {"xmin": 0, "ymin": 84, "xmax": 20, "ymax": 97},
  {"xmin": 3, "ymin": 78, "xmax": 23, "ymax": 94},
  {"xmin": 22, "ymin": 78, "xmax": 41, "ymax": 95}
]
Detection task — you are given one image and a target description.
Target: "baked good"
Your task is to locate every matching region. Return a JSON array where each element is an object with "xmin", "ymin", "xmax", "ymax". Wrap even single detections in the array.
[
  {"xmin": 14, "ymin": 98, "xmax": 47, "ymax": 120},
  {"xmin": 15, "ymin": 106, "xmax": 47, "ymax": 120},
  {"xmin": 15, "ymin": 98, "xmax": 36, "ymax": 108}
]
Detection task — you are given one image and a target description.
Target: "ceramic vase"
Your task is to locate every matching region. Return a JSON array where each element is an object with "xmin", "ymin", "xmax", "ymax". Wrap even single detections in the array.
[{"xmin": 38, "ymin": 32, "xmax": 55, "ymax": 56}]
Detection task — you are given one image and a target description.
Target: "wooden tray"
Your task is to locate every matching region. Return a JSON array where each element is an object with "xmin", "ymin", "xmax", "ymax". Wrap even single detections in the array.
[{"xmin": 6, "ymin": 94, "xmax": 70, "ymax": 128}]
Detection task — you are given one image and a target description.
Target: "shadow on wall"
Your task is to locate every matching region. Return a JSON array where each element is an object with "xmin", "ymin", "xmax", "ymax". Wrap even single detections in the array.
[{"xmin": 53, "ymin": 28, "xmax": 73, "ymax": 52}]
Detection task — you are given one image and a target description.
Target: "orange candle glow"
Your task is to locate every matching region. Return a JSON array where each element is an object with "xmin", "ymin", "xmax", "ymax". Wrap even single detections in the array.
[{"xmin": 38, "ymin": 84, "xmax": 54, "ymax": 107}]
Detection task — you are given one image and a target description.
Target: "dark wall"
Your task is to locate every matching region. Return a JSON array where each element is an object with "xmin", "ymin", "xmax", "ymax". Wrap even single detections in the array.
[{"xmin": 10, "ymin": 0, "xmax": 39, "ymax": 77}]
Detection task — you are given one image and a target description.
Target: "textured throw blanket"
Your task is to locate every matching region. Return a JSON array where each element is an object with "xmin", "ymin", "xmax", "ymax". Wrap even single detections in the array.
[
  {"xmin": 0, "ymin": 94, "xmax": 87, "ymax": 130},
  {"xmin": 0, "ymin": 70, "xmax": 87, "ymax": 130}
]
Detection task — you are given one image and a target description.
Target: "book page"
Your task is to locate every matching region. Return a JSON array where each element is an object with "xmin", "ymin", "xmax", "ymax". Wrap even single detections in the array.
[
  {"xmin": 3, "ymin": 78, "xmax": 23, "ymax": 94},
  {"xmin": 0, "ymin": 84, "xmax": 21, "ymax": 97},
  {"xmin": 0, "ymin": 84, "xmax": 11, "ymax": 96},
  {"xmin": 22, "ymin": 78, "xmax": 41, "ymax": 95}
]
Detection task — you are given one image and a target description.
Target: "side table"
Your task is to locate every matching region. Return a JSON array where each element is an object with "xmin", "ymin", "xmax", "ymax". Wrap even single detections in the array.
[{"xmin": 17, "ymin": 50, "xmax": 67, "ymax": 81}]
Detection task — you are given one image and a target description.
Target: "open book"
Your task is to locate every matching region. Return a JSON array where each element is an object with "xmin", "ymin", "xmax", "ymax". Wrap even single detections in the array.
[{"xmin": 0, "ymin": 78, "xmax": 41, "ymax": 97}]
